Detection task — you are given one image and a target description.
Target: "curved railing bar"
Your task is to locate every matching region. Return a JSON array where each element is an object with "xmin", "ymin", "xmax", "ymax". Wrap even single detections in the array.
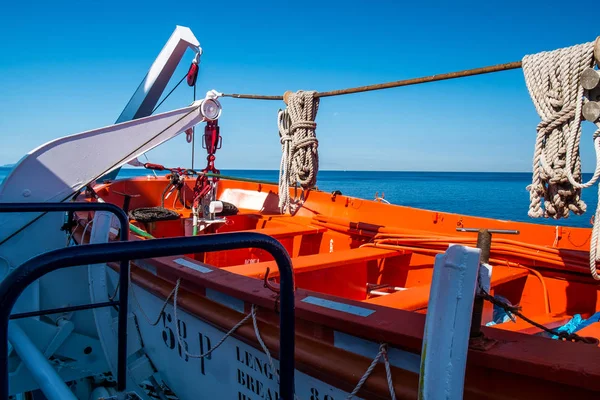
[
  {"xmin": 0, "ymin": 202, "xmax": 130, "ymax": 391},
  {"xmin": 0, "ymin": 229, "xmax": 295, "ymax": 399}
]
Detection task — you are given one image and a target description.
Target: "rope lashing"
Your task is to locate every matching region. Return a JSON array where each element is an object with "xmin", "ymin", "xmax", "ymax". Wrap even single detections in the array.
[
  {"xmin": 277, "ymin": 90, "xmax": 320, "ymax": 213},
  {"xmin": 128, "ymin": 276, "xmax": 281, "ymax": 372},
  {"xmin": 522, "ymin": 41, "xmax": 600, "ymax": 280},
  {"xmin": 346, "ymin": 343, "xmax": 396, "ymax": 400},
  {"xmin": 171, "ymin": 278, "xmax": 279, "ymax": 380}
]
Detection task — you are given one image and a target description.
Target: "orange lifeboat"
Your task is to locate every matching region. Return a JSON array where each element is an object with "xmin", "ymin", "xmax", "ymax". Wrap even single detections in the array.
[{"xmin": 68, "ymin": 173, "xmax": 600, "ymax": 399}]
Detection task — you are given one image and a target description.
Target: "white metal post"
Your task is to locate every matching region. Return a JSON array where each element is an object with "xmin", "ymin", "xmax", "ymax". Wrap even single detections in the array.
[
  {"xmin": 8, "ymin": 322, "xmax": 77, "ymax": 400},
  {"xmin": 418, "ymin": 244, "xmax": 481, "ymax": 400}
]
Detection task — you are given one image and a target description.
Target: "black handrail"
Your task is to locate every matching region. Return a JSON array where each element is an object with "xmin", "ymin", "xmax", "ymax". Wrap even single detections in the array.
[
  {"xmin": 0, "ymin": 232, "xmax": 296, "ymax": 399},
  {"xmin": 0, "ymin": 202, "xmax": 130, "ymax": 392},
  {"xmin": 9, "ymin": 301, "xmax": 119, "ymax": 320}
]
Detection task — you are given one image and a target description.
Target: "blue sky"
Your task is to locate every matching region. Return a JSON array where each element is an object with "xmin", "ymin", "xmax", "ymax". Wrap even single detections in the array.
[{"xmin": 1, "ymin": 0, "xmax": 599, "ymax": 171}]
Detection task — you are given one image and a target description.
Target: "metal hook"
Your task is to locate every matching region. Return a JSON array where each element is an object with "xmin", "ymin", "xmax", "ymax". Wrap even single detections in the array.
[
  {"xmin": 263, "ymin": 267, "xmax": 280, "ymax": 294},
  {"xmin": 193, "ymin": 47, "xmax": 202, "ymax": 64}
]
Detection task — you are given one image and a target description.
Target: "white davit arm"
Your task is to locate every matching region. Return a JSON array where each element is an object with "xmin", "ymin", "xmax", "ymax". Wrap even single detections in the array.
[
  {"xmin": 0, "ymin": 101, "xmax": 207, "ymax": 206},
  {"xmin": 117, "ymin": 25, "xmax": 200, "ymax": 123},
  {"xmin": 112, "ymin": 26, "xmax": 201, "ymax": 173},
  {"xmin": 0, "ymin": 97, "xmax": 222, "ymax": 245}
]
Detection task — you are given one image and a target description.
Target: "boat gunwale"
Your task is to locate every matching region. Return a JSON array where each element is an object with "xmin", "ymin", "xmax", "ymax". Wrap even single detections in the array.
[
  {"xmin": 88, "ymin": 230, "xmax": 600, "ymax": 394},
  {"xmin": 106, "ymin": 257, "xmax": 600, "ymax": 399}
]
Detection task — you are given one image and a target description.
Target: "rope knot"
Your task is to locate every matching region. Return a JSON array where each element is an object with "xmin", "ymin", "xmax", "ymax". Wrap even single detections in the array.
[
  {"xmin": 546, "ymin": 88, "xmax": 564, "ymax": 110},
  {"xmin": 290, "ymin": 120, "xmax": 317, "ymax": 131},
  {"xmin": 346, "ymin": 342, "xmax": 396, "ymax": 400},
  {"xmin": 279, "ymin": 135, "xmax": 292, "ymax": 145}
]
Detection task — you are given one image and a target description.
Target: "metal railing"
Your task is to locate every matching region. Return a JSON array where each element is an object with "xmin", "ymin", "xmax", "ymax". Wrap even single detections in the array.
[
  {"xmin": 0, "ymin": 202, "xmax": 131, "ymax": 394},
  {"xmin": 0, "ymin": 203, "xmax": 296, "ymax": 399}
]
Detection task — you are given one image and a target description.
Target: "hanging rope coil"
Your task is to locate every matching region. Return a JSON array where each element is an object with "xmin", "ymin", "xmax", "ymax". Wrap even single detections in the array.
[
  {"xmin": 523, "ymin": 42, "xmax": 596, "ymax": 219},
  {"xmin": 277, "ymin": 90, "xmax": 320, "ymax": 213},
  {"xmin": 522, "ymin": 41, "xmax": 600, "ymax": 280}
]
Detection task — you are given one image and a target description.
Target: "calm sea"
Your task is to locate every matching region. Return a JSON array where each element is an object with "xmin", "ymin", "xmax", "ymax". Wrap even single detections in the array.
[{"xmin": 1, "ymin": 167, "xmax": 596, "ymax": 228}]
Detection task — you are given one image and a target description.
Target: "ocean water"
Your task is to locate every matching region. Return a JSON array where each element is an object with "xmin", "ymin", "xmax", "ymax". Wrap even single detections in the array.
[{"xmin": 1, "ymin": 167, "xmax": 596, "ymax": 228}]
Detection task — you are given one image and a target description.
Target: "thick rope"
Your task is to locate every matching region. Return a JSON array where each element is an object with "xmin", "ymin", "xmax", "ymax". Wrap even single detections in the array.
[
  {"xmin": 523, "ymin": 41, "xmax": 595, "ymax": 220},
  {"xmin": 346, "ymin": 343, "xmax": 396, "ymax": 400},
  {"xmin": 522, "ymin": 41, "xmax": 600, "ymax": 280},
  {"xmin": 277, "ymin": 90, "xmax": 320, "ymax": 213}
]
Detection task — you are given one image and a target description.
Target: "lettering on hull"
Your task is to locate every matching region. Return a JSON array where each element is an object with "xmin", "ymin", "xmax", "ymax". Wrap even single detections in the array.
[{"xmin": 134, "ymin": 288, "xmax": 353, "ymax": 400}]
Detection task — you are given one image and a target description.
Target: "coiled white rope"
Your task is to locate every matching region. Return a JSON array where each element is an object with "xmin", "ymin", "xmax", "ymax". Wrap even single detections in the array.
[
  {"xmin": 523, "ymin": 41, "xmax": 600, "ymax": 279},
  {"xmin": 523, "ymin": 41, "xmax": 595, "ymax": 219},
  {"xmin": 346, "ymin": 343, "xmax": 396, "ymax": 400},
  {"xmin": 277, "ymin": 90, "xmax": 320, "ymax": 214}
]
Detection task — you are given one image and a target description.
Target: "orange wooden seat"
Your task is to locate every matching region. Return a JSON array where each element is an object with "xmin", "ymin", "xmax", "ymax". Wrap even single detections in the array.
[
  {"xmin": 364, "ymin": 285, "xmax": 431, "ymax": 311},
  {"xmin": 365, "ymin": 264, "xmax": 529, "ymax": 311},
  {"xmin": 240, "ymin": 224, "xmax": 327, "ymax": 238},
  {"xmin": 222, "ymin": 246, "xmax": 404, "ymax": 278},
  {"xmin": 204, "ymin": 222, "xmax": 328, "ymax": 267}
]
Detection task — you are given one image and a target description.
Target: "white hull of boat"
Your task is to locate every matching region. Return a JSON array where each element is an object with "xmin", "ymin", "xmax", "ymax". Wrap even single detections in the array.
[{"xmin": 132, "ymin": 285, "xmax": 352, "ymax": 400}]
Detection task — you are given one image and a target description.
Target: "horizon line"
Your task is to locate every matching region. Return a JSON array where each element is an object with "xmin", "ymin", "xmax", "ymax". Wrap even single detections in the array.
[
  {"xmin": 119, "ymin": 167, "xmax": 536, "ymax": 174},
  {"xmin": 3, "ymin": 164, "xmax": 599, "ymax": 174}
]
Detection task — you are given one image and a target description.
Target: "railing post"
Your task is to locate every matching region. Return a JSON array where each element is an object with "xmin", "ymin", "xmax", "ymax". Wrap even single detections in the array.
[
  {"xmin": 418, "ymin": 244, "xmax": 481, "ymax": 400},
  {"xmin": 470, "ymin": 229, "xmax": 491, "ymax": 338}
]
